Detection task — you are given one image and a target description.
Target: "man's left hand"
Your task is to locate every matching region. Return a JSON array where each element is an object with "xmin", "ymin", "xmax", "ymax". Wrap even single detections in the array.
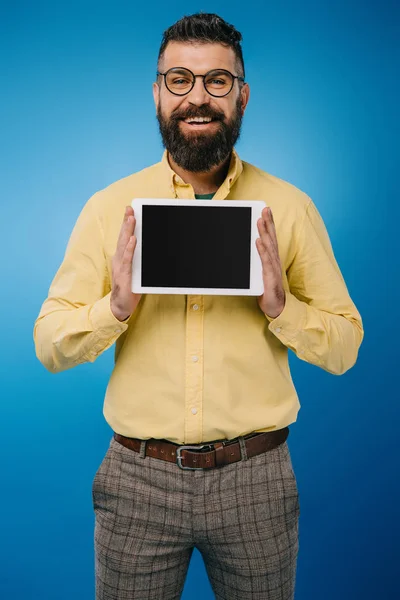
[{"xmin": 256, "ymin": 206, "xmax": 286, "ymax": 319}]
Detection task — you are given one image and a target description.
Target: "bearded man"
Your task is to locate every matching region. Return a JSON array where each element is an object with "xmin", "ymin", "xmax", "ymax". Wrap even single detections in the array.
[{"xmin": 34, "ymin": 12, "xmax": 364, "ymax": 600}]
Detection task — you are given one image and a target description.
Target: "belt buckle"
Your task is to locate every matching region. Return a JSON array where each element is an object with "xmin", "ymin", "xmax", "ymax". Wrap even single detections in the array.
[{"xmin": 176, "ymin": 444, "xmax": 213, "ymax": 470}]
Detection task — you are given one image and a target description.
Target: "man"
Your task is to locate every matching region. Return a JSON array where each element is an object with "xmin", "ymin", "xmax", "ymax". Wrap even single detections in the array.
[{"xmin": 33, "ymin": 12, "xmax": 364, "ymax": 600}]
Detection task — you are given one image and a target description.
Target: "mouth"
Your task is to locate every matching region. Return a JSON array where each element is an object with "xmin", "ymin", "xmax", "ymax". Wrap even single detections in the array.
[{"xmin": 179, "ymin": 117, "xmax": 220, "ymax": 129}]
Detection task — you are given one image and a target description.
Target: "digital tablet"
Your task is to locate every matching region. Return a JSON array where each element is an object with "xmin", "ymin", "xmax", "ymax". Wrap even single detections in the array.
[{"xmin": 130, "ymin": 198, "xmax": 266, "ymax": 295}]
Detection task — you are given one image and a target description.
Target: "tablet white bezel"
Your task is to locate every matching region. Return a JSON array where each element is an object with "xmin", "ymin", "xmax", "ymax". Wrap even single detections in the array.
[{"xmin": 130, "ymin": 198, "xmax": 266, "ymax": 296}]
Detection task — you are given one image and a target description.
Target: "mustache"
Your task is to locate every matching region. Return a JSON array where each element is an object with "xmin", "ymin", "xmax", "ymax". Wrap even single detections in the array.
[{"xmin": 169, "ymin": 106, "xmax": 225, "ymax": 122}]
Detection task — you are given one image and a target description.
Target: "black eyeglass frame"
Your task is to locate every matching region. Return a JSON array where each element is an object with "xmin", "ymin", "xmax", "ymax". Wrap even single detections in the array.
[{"xmin": 156, "ymin": 67, "xmax": 245, "ymax": 98}]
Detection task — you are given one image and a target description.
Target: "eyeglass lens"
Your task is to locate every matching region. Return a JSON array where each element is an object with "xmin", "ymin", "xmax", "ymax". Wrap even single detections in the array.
[{"xmin": 165, "ymin": 68, "xmax": 234, "ymax": 96}]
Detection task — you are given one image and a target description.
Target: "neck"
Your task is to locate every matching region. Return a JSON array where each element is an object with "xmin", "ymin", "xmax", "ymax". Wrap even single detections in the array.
[{"xmin": 167, "ymin": 152, "xmax": 231, "ymax": 195}]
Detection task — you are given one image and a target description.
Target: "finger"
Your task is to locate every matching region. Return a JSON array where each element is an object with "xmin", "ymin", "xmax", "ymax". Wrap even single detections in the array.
[
  {"xmin": 118, "ymin": 206, "xmax": 135, "ymax": 239},
  {"xmin": 121, "ymin": 235, "xmax": 137, "ymax": 272},
  {"xmin": 115, "ymin": 207, "xmax": 131, "ymax": 258},
  {"xmin": 116, "ymin": 211, "xmax": 135, "ymax": 261},
  {"xmin": 264, "ymin": 207, "xmax": 278, "ymax": 242},
  {"xmin": 257, "ymin": 217, "xmax": 271, "ymax": 246},
  {"xmin": 264, "ymin": 227, "xmax": 280, "ymax": 260},
  {"xmin": 259, "ymin": 208, "xmax": 272, "ymax": 224},
  {"xmin": 258, "ymin": 215, "xmax": 279, "ymax": 259},
  {"xmin": 256, "ymin": 237, "xmax": 273, "ymax": 266},
  {"xmin": 257, "ymin": 229, "xmax": 282, "ymax": 271},
  {"xmin": 260, "ymin": 238, "xmax": 281, "ymax": 277}
]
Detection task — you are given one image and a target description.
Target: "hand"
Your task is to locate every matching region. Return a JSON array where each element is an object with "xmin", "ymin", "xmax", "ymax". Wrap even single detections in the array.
[
  {"xmin": 256, "ymin": 207, "xmax": 286, "ymax": 319},
  {"xmin": 110, "ymin": 205, "xmax": 142, "ymax": 321}
]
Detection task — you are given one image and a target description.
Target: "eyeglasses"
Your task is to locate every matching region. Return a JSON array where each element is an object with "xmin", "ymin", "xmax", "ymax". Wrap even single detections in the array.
[{"xmin": 156, "ymin": 67, "xmax": 245, "ymax": 98}]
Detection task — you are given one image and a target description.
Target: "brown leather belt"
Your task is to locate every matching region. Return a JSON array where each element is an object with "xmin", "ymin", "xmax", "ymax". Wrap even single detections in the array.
[{"xmin": 113, "ymin": 427, "xmax": 289, "ymax": 470}]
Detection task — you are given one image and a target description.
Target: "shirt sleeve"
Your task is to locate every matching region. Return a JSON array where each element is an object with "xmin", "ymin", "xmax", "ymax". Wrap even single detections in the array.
[
  {"xmin": 264, "ymin": 197, "xmax": 364, "ymax": 375},
  {"xmin": 33, "ymin": 195, "xmax": 129, "ymax": 373}
]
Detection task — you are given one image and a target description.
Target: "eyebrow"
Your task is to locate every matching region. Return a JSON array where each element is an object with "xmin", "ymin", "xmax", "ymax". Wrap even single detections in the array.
[
  {"xmin": 164, "ymin": 67, "xmax": 233, "ymax": 75},
  {"xmin": 167, "ymin": 68, "xmax": 191, "ymax": 75}
]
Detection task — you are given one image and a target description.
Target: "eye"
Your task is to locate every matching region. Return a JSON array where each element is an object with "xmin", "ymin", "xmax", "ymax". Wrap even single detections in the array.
[
  {"xmin": 205, "ymin": 73, "xmax": 230, "ymax": 88},
  {"xmin": 170, "ymin": 77, "xmax": 191, "ymax": 86}
]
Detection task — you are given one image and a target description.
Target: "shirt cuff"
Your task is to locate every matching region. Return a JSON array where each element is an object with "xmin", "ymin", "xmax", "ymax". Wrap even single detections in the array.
[
  {"xmin": 264, "ymin": 291, "xmax": 307, "ymax": 340},
  {"xmin": 89, "ymin": 292, "xmax": 130, "ymax": 335}
]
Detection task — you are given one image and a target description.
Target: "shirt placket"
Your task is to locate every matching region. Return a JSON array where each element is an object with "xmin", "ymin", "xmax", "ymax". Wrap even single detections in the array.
[{"xmin": 184, "ymin": 294, "xmax": 204, "ymax": 442}]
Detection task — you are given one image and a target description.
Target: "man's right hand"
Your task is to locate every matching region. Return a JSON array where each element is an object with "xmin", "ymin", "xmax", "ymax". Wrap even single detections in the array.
[{"xmin": 110, "ymin": 205, "xmax": 142, "ymax": 322}]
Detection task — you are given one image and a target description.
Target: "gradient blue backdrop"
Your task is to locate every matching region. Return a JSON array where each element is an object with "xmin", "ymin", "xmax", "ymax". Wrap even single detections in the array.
[{"xmin": 1, "ymin": 1, "xmax": 398, "ymax": 598}]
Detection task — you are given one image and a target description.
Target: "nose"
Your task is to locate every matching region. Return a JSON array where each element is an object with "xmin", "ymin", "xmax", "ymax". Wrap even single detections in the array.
[{"xmin": 186, "ymin": 75, "xmax": 210, "ymax": 106}]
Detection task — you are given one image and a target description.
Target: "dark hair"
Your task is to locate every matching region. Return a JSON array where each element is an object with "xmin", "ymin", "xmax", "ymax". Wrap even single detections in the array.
[{"xmin": 157, "ymin": 12, "xmax": 245, "ymax": 79}]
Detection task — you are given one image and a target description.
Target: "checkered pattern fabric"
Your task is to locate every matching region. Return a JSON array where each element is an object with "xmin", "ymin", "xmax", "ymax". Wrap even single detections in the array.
[{"xmin": 92, "ymin": 434, "xmax": 300, "ymax": 599}]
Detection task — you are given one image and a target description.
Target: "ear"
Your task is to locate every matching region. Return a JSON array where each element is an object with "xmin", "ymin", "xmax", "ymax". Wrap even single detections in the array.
[
  {"xmin": 153, "ymin": 81, "xmax": 160, "ymax": 109},
  {"xmin": 240, "ymin": 82, "xmax": 250, "ymax": 115}
]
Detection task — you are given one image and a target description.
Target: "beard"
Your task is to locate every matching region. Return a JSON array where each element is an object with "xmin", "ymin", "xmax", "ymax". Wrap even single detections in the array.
[{"xmin": 156, "ymin": 95, "xmax": 243, "ymax": 172}]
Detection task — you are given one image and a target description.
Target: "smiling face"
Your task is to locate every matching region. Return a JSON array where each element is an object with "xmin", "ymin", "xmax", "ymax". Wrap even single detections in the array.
[{"xmin": 153, "ymin": 41, "xmax": 250, "ymax": 172}]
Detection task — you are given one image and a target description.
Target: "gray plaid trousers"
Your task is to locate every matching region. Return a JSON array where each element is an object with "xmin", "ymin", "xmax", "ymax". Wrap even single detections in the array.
[{"xmin": 92, "ymin": 434, "xmax": 300, "ymax": 600}]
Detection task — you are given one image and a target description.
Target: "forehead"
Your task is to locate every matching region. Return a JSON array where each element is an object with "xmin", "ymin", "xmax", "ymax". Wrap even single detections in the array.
[{"xmin": 161, "ymin": 41, "xmax": 237, "ymax": 73}]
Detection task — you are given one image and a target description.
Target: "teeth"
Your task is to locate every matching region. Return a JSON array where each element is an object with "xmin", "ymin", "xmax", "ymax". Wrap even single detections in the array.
[{"xmin": 184, "ymin": 117, "xmax": 212, "ymax": 123}]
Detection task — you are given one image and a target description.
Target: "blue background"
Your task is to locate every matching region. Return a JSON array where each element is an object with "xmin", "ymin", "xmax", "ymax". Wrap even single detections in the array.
[{"xmin": 1, "ymin": 0, "xmax": 398, "ymax": 598}]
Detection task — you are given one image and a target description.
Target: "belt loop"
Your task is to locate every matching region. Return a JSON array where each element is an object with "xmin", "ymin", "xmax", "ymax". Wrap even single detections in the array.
[
  {"xmin": 138, "ymin": 439, "xmax": 147, "ymax": 459},
  {"xmin": 214, "ymin": 442, "xmax": 225, "ymax": 466},
  {"xmin": 238, "ymin": 436, "xmax": 249, "ymax": 461}
]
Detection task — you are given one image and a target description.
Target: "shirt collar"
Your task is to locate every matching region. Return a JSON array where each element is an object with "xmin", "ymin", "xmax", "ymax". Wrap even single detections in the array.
[{"xmin": 161, "ymin": 148, "xmax": 243, "ymax": 199}]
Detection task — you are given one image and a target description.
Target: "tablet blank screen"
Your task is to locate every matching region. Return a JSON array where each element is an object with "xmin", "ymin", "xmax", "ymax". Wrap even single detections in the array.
[{"xmin": 142, "ymin": 205, "xmax": 252, "ymax": 289}]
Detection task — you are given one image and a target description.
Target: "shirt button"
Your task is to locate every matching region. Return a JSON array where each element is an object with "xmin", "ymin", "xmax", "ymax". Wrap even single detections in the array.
[
  {"xmin": 191, "ymin": 408, "xmax": 198, "ymax": 415},
  {"xmin": 192, "ymin": 304, "xmax": 199, "ymax": 311},
  {"xmin": 275, "ymin": 327, "xmax": 282, "ymax": 333},
  {"xmin": 192, "ymin": 355, "xmax": 199, "ymax": 362}
]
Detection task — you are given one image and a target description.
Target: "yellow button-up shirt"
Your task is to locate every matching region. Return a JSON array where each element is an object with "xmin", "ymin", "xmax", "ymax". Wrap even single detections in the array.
[{"xmin": 33, "ymin": 149, "xmax": 364, "ymax": 444}]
